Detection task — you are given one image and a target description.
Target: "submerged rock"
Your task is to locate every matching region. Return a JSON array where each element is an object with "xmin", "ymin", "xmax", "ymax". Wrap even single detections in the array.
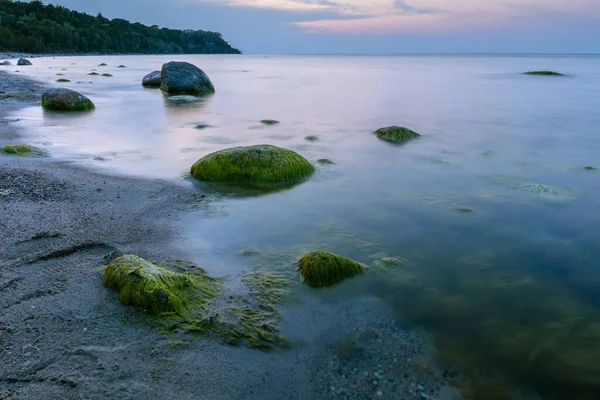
[
  {"xmin": 142, "ymin": 71, "xmax": 161, "ymax": 88},
  {"xmin": 0, "ymin": 61, "xmax": 11, "ymax": 66},
  {"xmin": 41, "ymin": 88, "xmax": 95, "ymax": 111},
  {"xmin": 373, "ymin": 126, "xmax": 421, "ymax": 144},
  {"xmin": 297, "ymin": 250, "xmax": 364, "ymax": 288},
  {"xmin": 104, "ymin": 255, "xmax": 215, "ymax": 315},
  {"xmin": 17, "ymin": 58, "xmax": 32, "ymax": 66},
  {"xmin": 190, "ymin": 144, "xmax": 314, "ymax": 188},
  {"xmin": 160, "ymin": 61, "xmax": 215, "ymax": 96},
  {"xmin": 305, "ymin": 135, "xmax": 319, "ymax": 141},
  {"xmin": 523, "ymin": 71, "xmax": 564, "ymax": 76}
]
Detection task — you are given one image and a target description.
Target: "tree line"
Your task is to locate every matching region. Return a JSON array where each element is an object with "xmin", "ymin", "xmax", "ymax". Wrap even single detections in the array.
[{"xmin": 0, "ymin": 0, "xmax": 241, "ymax": 54}]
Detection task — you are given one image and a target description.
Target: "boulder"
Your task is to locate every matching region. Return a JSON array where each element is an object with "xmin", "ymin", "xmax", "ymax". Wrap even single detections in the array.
[
  {"xmin": 17, "ymin": 58, "xmax": 32, "ymax": 66},
  {"xmin": 190, "ymin": 144, "xmax": 314, "ymax": 188},
  {"xmin": 373, "ymin": 126, "xmax": 421, "ymax": 144},
  {"xmin": 160, "ymin": 61, "xmax": 215, "ymax": 96},
  {"xmin": 297, "ymin": 250, "xmax": 364, "ymax": 288},
  {"xmin": 41, "ymin": 88, "xmax": 95, "ymax": 111},
  {"xmin": 142, "ymin": 71, "xmax": 162, "ymax": 88},
  {"xmin": 0, "ymin": 61, "xmax": 11, "ymax": 66}
]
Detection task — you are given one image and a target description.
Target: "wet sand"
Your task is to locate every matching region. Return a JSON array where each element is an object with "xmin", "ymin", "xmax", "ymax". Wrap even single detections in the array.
[{"xmin": 0, "ymin": 70, "xmax": 463, "ymax": 400}]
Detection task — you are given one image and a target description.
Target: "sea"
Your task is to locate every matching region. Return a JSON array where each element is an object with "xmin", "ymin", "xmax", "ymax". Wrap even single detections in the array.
[{"xmin": 6, "ymin": 54, "xmax": 600, "ymax": 398}]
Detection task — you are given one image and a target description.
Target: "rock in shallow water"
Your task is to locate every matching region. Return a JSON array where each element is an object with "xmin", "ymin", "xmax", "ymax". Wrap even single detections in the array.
[
  {"xmin": 190, "ymin": 144, "xmax": 314, "ymax": 188},
  {"xmin": 160, "ymin": 61, "xmax": 215, "ymax": 96},
  {"xmin": 0, "ymin": 61, "xmax": 11, "ymax": 66},
  {"xmin": 373, "ymin": 126, "xmax": 421, "ymax": 144},
  {"xmin": 41, "ymin": 88, "xmax": 95, "ymax": 111},
  {"xmin": 297, "ymin": 250, "xmax": 364, "ymax": 288},
  {"xmin": 142, "ymin": 71, "xmax": 161, "ymax": 88},
  {"xmin": 17, "ymin": 58, "xmax": 32, "ymax": 66}
]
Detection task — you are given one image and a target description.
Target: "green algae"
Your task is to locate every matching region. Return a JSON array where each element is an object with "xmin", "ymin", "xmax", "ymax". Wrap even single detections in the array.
[
  {"xmin": 523, "ymin": 71, "xmax": 564, "ymax": 76},
  {"xmin": 304, "ymin": 135, "xmax": 319, "ymax": 141},
  {"xmin": 317, "ymin": 159, "xmax": 336, "ymax": 165},
  {"xmin": 2, "ymin": 143, "xmax": 33, "ymax": 155},
  {"xmin": 260, "ymin": 120, "xmax": 279, "ymax": 125},
  {"xmin": 104, "ymin": 255, "xmax": 220, "ymax": 315},
  {"xmin": 190, "ymin": 144, "xmax": 315, "ymax": 188},
  {"xmin": 373, "ymin": 126, "xmax": 421, "ymax": 144},
  {"xmin": 297, "ymin": 250, "xmax": 364, "ymax": 288}
]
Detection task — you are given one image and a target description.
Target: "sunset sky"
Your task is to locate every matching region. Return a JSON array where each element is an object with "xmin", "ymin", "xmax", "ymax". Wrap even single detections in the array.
[{"xmin": 31, "ymin": 0, "xmax": 600, "ymax": 53}]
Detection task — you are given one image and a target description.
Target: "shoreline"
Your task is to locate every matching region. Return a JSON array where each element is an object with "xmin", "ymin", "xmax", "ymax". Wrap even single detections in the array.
[{"xmin": 0, "ymin": 70, "xmax": 463, "ymax": 399}]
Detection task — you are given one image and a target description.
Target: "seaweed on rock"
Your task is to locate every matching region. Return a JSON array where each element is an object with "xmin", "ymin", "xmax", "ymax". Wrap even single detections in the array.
[
  {"xmin": 297, "ymin": 250, "xmax": 364, "ymax": 288},
  {"xmin": 373, "ymin": 126, "xmax": 421, "ymax": 144},
  {"xmin": 2, "ymin": 143, "xmax": 34, "ymax": 155},
  {"xmin": 190, "ymin": 144, "xmax": 314, "ymax": 188}
]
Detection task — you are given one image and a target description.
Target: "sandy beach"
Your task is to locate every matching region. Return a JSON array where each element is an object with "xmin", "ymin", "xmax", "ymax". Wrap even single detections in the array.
[{"xmin": 0, "ymin": 69, "xmax": 463, "ymax": 399}]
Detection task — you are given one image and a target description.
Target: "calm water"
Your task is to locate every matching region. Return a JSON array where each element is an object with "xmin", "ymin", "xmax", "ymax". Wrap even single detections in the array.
[{"xmin": 8, "ymin": 54, "xmax": 600, "ymax": 398}]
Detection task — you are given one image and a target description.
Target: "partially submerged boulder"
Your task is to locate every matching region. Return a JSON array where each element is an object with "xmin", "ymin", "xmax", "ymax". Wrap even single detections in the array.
[
  {"xmin": 104, "ymin": 255, "xmax": 212, "ymax": 315},
  {"xmin": 373, "ymin": 126, "xmax": 421, "ymax": 144},
  {"xmin": 17, "ymin": 58, "xmax": 32, "ymax": 66},
  {"xmin": 142, "ymin": 71, "xmax": 161, "ymax": 88},
  {"xmin": 41, "ymin": 88, "xmax": 95, "ymax": 111},
  {"xmin": 160, "ymin": 61, "xmax": 215, "ymax": 96},
  {"xmin": 523, "ymin": 71, "xmax": 564, "ymax": 76},
  {"xmin": 0, "ymin": 61, "xmax": 11, "ymax": 66},
  {"xmin": 297, "ymin": 250, "xmax": 364, "ymax": 288},
  {"xmin": 190, "ymin": 144, "xmax": 314, "ymax": 188}
]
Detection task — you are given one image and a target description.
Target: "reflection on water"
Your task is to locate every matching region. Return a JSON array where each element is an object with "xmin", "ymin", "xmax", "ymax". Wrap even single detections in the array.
[{"xmin": 8, "ymin": 54, "xmax": 600, "ymax": 398}]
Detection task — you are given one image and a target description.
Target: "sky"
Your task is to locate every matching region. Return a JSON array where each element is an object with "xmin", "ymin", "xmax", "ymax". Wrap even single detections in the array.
[{"xmin": 26, "ymin": 0, "xmax": 600, "ymax": 53}]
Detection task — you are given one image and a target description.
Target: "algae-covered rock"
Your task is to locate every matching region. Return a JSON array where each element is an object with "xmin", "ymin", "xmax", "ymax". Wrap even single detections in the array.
[
  {"xmin": 305, "ymin": 135, "xmax": 319, "ymax": 141},
  {"xmin": 190, "ymin": 144, "xmax": 315, "ymax": 188},
  {"xmin": 17, "ymin": 58, "xmax": 32, "ymax": 66},
  {"xmin": 160, "ymin": 61, "xmax": 215, "ymax": 96},
  {"xmin": 101, "ymin": 73, "xmax": 113, "ymax": 77},
  {"xmin": 104, "ymin": 255, "xmax": 213, "ymax": 315},
  {"xmin": 142, "ymin": 71, "xmax": 161, "ymax": 88},
  {"xmin": 98, "ymin": 63, "xmax": 108, "ymax": 66},
  {"xmin": 56, "ymin": 78, "xmax": 71, "ymax": 83},
  {"xmin": 317, "ymin": 159, "xmax": 336, "ymax": 165},
  {"xmin": 297, "ymin": 250, "xmax": 364, "ymax": 288},
  {"xmin": 260, "ymin": 120, "xmax": 279, "ymax": 125},
  {"xmin": 2, "ymin": 144, "xmax": 33, "ymax": 155},
  {"xmin": 41, "ymin": 88, "xmax": 95, "ymax": 111},
  {"xmin": 373, "ymin": 126, "xmax": 421, "ymax": 144},
  {"xmin": 88, "ymin": 72, "xmax": 99, "ymax": 76},
  {"xmin": 523, "ymin": 71, "xmax": 564, "ymax": 76},
  {"xmin": 118, "ymin": 65, "xmax": 127, "ymax": 68}
]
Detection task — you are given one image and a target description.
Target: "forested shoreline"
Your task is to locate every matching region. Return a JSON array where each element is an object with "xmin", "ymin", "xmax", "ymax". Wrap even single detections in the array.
[{"xmin": 0, "ymin": 0, "xmax": 241, "ymax": 54}]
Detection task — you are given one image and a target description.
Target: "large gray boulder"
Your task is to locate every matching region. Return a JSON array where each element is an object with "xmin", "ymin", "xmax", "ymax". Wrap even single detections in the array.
[
  {"xmin": 41, "ymin": 88, "xmax": 95, "ymax": 111},
  {"xmin": 142, "ymin": 71, "xmax": 161, "ymax": 88},
  {"xmin": 160, "ymin": 61, "xmax": 215, "ymax": 96},
  {"xmin": 0, "ymin": 61, "xmax": 11, "ymax": 66},
  {"xmin": 17, "ymin": 58, "xmax": 32, "ymax": 66}
]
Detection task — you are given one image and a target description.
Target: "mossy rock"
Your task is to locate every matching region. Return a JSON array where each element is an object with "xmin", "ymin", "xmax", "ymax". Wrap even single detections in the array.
[
  {"xmin": 297, "ymin": 250, "xmax": 364, "ymax": 288},
  {"xmin": 56, "ymin": 78, "xmax": 71, "ymax": 83},
  {"xmin": 523, "ymin": 71, "xmax": 564, "ymax": 76},
  {"xmin": 2, "ymin": 144, "xmax": 33, "ymax": 155},
  {"xmin": 104, "ymin": 255, "xmax": 214, "ymax": 315},
  {"xmin": 98, "ymin": 63, "xmax": 108, "ymax": 66},
  {"xmin": 317, "ymin": 159, "xmax": 336, "ymax": 165},
  {"xmin": 374, "ymin": 126, "xmax": 421, "ymax": 144},
  {"xmin": 190, "ymin": 144, "xmax": 315, "ymax": 188},
  {"xmin": 87, "ymin": 72, "xmax": 99, "ymax": 76},
  {"xmin": 260, "ymin": 120, "xmax": 279, "ymax": 125},
  {"xmin": 101, "ymin": 73, "xmax": 113, "ymax": 77},
  {"xmin": 118, "ymin": 65, "xmax": 127, "ymax": 68},
  {"xmin": 41, "ymin": 88, "xmax": 95, "ymax": 111}
]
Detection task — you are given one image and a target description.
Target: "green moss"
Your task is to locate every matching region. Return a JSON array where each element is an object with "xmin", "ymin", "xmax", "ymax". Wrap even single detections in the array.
[
  {"xmin": 2, "ymin": 143, "xmax": 33, "ymax": 155},
  {"xmin": 104, "ymin": 255, "xmax": 220, "ymax": 315},
  {"xmin": 87, "ymin": 72, "xmax": 99, "ymax": 76},
  {"xmin": 56, "ymin": 78, "xmax": 71, "ymax": 82},
  {"xmin": 523, "ymin": 71, "xmax": 564, "ymax": 76},
  {"xmin": 304, "ymin": 135, "xmax": 319, "ymax": 141},
  {"xmin": 317, "ymin": 159, "xmax": 336, "ymax": 165},
  {"xmin": 297, "ymin": 250, "xmax": 364, "ymax": 288},
  {"xmin": 373, "ymin": 126, "xmax": 421, "ymax": 144},
  {"xmin": 260, "ymin": 120, "xmax": 279, "ymax": 125},
  {"xmin": 190, "ymin": 144, "xmax": 315, "ymax": 188}
]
